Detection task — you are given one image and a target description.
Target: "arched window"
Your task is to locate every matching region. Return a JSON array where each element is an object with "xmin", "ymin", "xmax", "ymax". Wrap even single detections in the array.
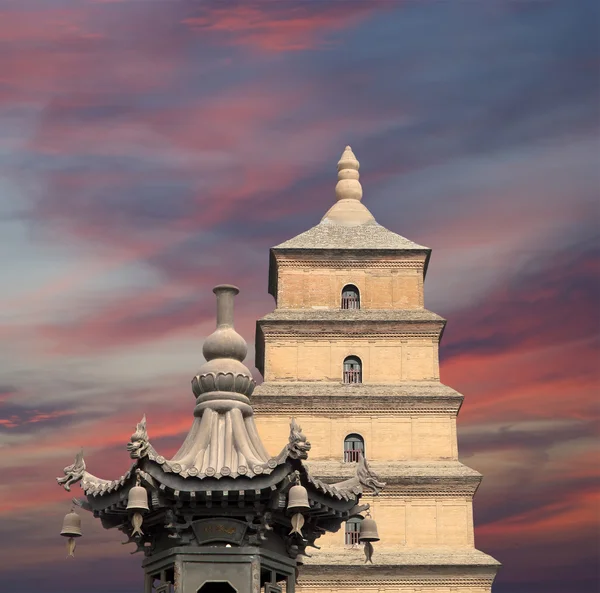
[
  {"xmin": 345, "ymin": 517, "xmax": 362, "ymax": 546},
  {"xmin": 341, "ymin": 284, "xmax": 360, "ymax": 310},
  {"xmin": 343, "ymin": 356, "xmax": 362, "ymax": 384},
  {"xmin": 344, "ymin": 434, "xmax": 364, "ymax": 463}
]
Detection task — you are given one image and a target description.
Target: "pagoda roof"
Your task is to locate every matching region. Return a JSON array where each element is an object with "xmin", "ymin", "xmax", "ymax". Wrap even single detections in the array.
[
  {"xmin": 272, "ymin": 146, "xmax": 429, "ymax": 253},
  {"xmin": 61, "ymin": 416, "xmax": 382, "ymax": 502},
  {"xmin": 57, "ymin": 285, "xmax": 384, "ymax": 515},
  {"xmin": 274, "ymin": 220, "xmax": 428, "ymax": 252}
]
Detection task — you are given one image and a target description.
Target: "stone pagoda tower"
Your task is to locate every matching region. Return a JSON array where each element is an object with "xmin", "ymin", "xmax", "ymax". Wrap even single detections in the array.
[{"xmin": 252, "ymin": 147, "xmax": 500, "ymax": 592}]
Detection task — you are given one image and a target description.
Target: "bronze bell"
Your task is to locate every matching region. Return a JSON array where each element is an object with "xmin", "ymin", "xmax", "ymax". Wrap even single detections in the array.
[
  {"xmin": 60, "ymin": 510, "xmax": 82, "ymax": 538},
  {"xmin": 358, "ymin": 516, "xmax": 380, "ymax": 542},
  {"xmin": 126, "ymin": 484, "xmax": 149, "ymax": 512},
  {"xmin": 287, "ymin": 484, "xmax": 310, "ymax": 512}
]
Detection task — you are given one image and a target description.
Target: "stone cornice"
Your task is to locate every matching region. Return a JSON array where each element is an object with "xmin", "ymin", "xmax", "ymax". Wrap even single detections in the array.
[
  {"xmin": 303, "ymin": 461, "xmax": 482, "ymax": 497},
  {"xmin": 272, "ymin": 248, "xmax": 430, "ymax": 259},
  {"xmin": 298, "ymin": 576, "xmax": 497, "ymax": 589},
  {"xmin": 298, "ymin": 548, "xmax": 501, "ymax": 571},
  {"xmin": 254, "ymin": 381, "xmax": 461, "ymax": 397},
  {"xmin": 252, "ymin": 382, "xmax": 463, "ymax": 415},
  {"xmin": 259, "ymin": 320, "xmax": 444, "ymax": 333},
  {"xmin": 306, "ymin": 461, "xmax": 481, "ymax": 479},
  {"xmin": 252, "ymin": 395, "xmax": 461, "ymax": 415},
  {"xmin": 260, "ymin": 309, "xmax": 445, "ymax": 322},
  {"xmin": 261, "ymin": 331, "xmax": 442, "ymax": 343},
  {"xmin": 275, "ymin": 257, "xmax": 426, "ymax": 269}
]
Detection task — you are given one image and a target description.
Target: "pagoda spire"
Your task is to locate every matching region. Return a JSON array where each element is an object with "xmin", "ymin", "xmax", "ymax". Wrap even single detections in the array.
[
  {"xmin": 319, "ymin": 145, "xmax": 374, "ymax": 226},
  {"xmin": 335, "ymin": 145, "xmax": 363, "ymax": 202}
]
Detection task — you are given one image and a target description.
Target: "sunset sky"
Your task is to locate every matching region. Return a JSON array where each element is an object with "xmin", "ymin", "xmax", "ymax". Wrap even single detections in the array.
[{"xmin": 0, "ymin": 1, "xmax": 598, "ymax": 592}]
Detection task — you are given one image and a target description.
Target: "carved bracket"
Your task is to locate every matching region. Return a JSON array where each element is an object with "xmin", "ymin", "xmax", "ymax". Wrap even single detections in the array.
[{"xmin": 245, "ymin": 511, "xmax": 273, "ymax": 545}]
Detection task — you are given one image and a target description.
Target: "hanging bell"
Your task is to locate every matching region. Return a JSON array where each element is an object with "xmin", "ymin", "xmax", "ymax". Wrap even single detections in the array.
[
  {"xmin": 60, "ymin": 510, "xmax": 82, "ymax": 538},
  {"xmin": 358, "ymin": 516, "xmax": 380, "ymax": 542},
  {"xmin": 287, "ymin": 484, "xmax": 310, "ymax": 512},
  {"xmin": 60, "ymin": 510, "xmax": 82, "ymax": 558},
  {"xmin": 127, "ymin": 483, "xmax": 148, "ymax": 537},
  {"xmin": 126, "ymin": 484, "xmax": 149, "ymax": 512}
]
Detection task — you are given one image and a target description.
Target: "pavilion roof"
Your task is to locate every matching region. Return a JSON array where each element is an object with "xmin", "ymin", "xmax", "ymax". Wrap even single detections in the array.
[{"xmin": 56, "ymin": 284, "xmax": 384, "ymax": 515}]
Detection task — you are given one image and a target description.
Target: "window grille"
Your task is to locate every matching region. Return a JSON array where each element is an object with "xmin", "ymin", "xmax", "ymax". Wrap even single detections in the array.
[
  {"xmin": 343, "ymin": 356, "xmax": 362, "ymax": 384},
  {"xmin": 341, "ymin": 285, "xmax": 360, "ymax": 310},
  {"xmin": 344, "ymin": 434, "xmax": 364, "ymax": 463},
  {"xmin": 345, "ymin": 518, "xmax": 362, "ymax": 546}
]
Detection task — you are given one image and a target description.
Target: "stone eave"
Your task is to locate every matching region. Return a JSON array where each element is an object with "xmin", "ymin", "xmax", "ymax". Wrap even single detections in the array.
[
  {"xmin": 268, "ymin": 246, "xmax": 432, "ymax": 301},
  {"xmin": 83, "ymin": 459, "xmax": 362, "ymax": 519},
  {"xmin": 252, "ymin": 393, "xmax": 463, "ymax": 416},
  {"xmin": 258, "ymin": 320, "xmax": 444, "ymax": 334},
  {"xmin": 303, "ymin": 461, "xmax": 482, "ymax": 497},
  {"xmin": 254, "ymin": 381, "xmax": 462, "ymax": 396},
  {"xmin": 300, "ymin": 547, "xmax": 501, "ymax": 568},
  {"xmin": 142, "ymin": 459, "xmax": 294, "ymax": 495},
  {"xmin": 252, "ymin": 382, "xmax": 464, "ymax": 415},
  {"xmin": 260, "ymin": 309, "xmax": 445, "ymax": 323},
  {"xmin": 298, "ymin": 549, "xmax": 501, "ymax": 583}
]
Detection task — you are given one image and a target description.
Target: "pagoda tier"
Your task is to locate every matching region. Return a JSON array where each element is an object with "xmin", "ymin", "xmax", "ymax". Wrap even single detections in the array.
[{"xmin": 253, "ymin": 146, "xmax": 500, "ymax": 592}]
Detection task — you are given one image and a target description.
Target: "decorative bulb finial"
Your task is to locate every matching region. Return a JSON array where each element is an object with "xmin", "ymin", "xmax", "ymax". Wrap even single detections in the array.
[
  {"xmin": 335, "ymin": 145, "xmax": 362, "ymax": 202},
  {"xmin": 192, "ymin": 284, "xmax": 255, "ymax": 408},
  {"xmin": 201, "ymin": 284, "xmax": 247, "ymax": 362}
]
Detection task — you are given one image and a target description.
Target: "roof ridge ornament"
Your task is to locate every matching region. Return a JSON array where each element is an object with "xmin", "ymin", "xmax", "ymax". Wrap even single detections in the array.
[
  {"xmin": 335, "ymin": 145, "xmax": 362, "ymax": 202},
  {"xmin": 57, "ymin": 449, "xmax": 86, "ymax": 492},
  {"xmin": 127, "ymin": 415, "xmax": 151, "ymax": 459}
]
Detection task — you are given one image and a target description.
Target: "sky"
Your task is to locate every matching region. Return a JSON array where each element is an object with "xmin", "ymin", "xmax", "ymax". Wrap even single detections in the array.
[{"xmin": 0, "ymin": 0, "xmax": 598, "ymax": 591}]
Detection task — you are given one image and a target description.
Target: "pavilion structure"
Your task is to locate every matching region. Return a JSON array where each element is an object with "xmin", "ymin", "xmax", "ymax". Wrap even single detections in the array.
[
  {"xmin": 57, "ymin": 284, "xmax": 385, "ymax": 593},
  {"xmin": 251, "ymin": 147, "xmax": 500, "ymax": 592}
]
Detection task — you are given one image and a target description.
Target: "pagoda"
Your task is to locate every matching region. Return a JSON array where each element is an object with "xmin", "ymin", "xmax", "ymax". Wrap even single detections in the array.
[
  {"xmin": 252, "ymin": 147, "xmax": 500, "ymax": 592},
  {"xmin": 56, "ymin": 284, "xmax": 385, "ymax": 593}
]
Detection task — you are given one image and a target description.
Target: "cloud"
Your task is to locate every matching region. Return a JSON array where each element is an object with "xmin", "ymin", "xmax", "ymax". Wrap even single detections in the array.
[
  {"xmin": 442, "ymin": 239, "xmax": 599, "ymax": 360},
  {"xmin": 182, "ymin": 1, "xmax": 383, "ymax": 53}
]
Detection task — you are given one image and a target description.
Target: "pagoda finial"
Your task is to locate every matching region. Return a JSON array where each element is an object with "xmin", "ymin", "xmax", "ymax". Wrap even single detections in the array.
[
  {"xmin": 192, "ymin": 284, "xmax": 255, "ymax": 408},
  {"xmin": 335, "ymin": 145, "xmax": 362, "ymax": 202},
  {"xmin": 202, "ymin": 285, "xmax": 247, "ymax": 363}
]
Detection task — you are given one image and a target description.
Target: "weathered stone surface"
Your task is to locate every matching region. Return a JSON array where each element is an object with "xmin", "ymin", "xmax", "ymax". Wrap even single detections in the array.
[{"xmin": 260, "ymin": 309, "xmax": 445, "ymax": 322}]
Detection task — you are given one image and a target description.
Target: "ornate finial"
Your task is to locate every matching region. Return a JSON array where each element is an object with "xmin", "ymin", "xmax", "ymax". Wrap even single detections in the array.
[
  {"xmin": 192, "ymin": 285, "xmax": 255, "ymax": 405},
  {"xmin": 335, "ymin": 145, "xmax": 362, "ymax": 202},
  {"xmin": 202, "ymin": 285, "xmax": 247, "ymax": 362}
]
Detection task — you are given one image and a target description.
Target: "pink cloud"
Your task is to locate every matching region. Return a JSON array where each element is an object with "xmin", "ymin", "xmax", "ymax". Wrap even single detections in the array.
[
  {"xmin": 0, "ymin": 409, "xmax": 77, "ymax": 429},
  {"xmin": 182, "ymin": 3, "xmax": 381, "ymax": 53}
]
